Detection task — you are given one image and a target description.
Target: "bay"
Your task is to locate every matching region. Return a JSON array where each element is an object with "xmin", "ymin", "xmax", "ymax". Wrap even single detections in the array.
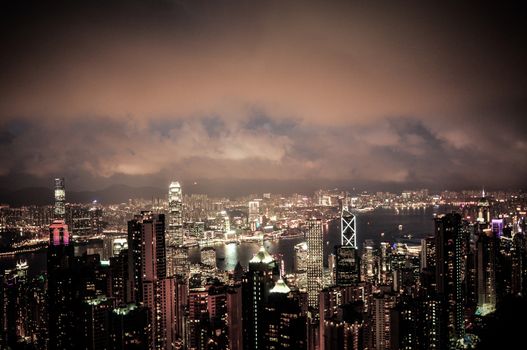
[{"xmin": 0, "ymin": 206, "xmax": 446, "ymax": 276}]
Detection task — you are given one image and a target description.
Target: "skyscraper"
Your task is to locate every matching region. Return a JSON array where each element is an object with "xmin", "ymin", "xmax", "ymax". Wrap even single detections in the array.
[
  {"xmin": 168, "ymin": 181, "xmax": 183, "ymax": 245},
  {"xmin": 242, "ymin": 245, "xmax": 277, "ymax": 350},
  {"xmin": 435, "ymin": 213, "xmax": 466, "ymax": 343},
  {"xmin": 294, "ymin": 242, "xmax": 308, "ymax": 273},
  {"xmin": 200, "ymin": 247, "xmax": 216, "ymax": 268},
  {"xmin": 341, "ymin": 207, "xmax": 357, "ymax": 248},
  {"xmin": 248, "ymin": 200, "xmax": 260, "ymax": 230},
  {"xmin": 476, "ymin": 228, "xmax": 497, "ymax": 315},
  {"xmin": 335, "ymin": 245, "xmax": 360, "ymax": 287},
  {"xmin": 47, "ymin": 220, "xmax": 76, "ymax": 349},
  {"xmin": 512, "ymin": 232, "xmax": 527, "ymax": 296},
  {"xmin": 127, "ymin": 212, "xmax": 174, "ymax": 350},
  {"xmin": 371, "ymin": 291, "xmax": 396, "ymax": 350},
  {"xmin": 54, "ymin": 177, "xmax": 66, "ymax": 220},
  {"xmin": 307, "ymin": 218, "xmax": 324, "ymax": 309},
  {"xmin": 264, "ymin": 279, "xmax": 307, "ymax": 349},
  {"xmin": 227, "ymin": 285, "xmax": 243, "ymax": 350}
]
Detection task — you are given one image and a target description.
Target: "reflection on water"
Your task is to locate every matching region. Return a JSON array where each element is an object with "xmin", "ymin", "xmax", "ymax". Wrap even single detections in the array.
[{"xmin": 1, "ymin": 207, "xmax": 448, "ymax": 276}]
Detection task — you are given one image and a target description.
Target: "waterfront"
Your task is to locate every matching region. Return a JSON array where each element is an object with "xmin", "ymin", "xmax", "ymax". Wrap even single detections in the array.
[{"xmin": 0, "ymin": 206, "xmax": 445, "ymax": 276}]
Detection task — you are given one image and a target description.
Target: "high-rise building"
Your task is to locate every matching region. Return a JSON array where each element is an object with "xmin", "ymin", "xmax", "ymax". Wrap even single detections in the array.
[
  {"xmin": 512, "ymin": 232, "xmax": 527, "ymax": 296},
  {"xmin": 65, "ymin": 204, "xmax": 93, "ymax": 237},
  {"xmin": 110, "ymin": 250, "xmax": 128, "ymax": 305},
  {"xmin": 242, "ymin": 245, "xmax": 277, "ymax": 350},
  {"xmin": 307, "ymin": 218, "xmax": 324, "ymax": 309},
  {"xmin": 361, "ymin": 240, "xmax": 376, "ymax": 282},
  {"xmin": 293, "ymin": 242, "xmax": 308, "ymax": 275},
  {"xmin": 206, "ymin": 282, "xmax": 229, "ymax": 349},
  {"xmin": 47, "ymin": 220, "xmax": 76, "ymax": 349},
  {"xmin": 491, "ymin": 219, "xmax": 504, "ymax": 237},
  {"xmin": 80, "ymin": 295, "xmax": 112, "ymax": 350},
  {"xmin": 127, "ymin": 212, "xmax": 174, "ymax": 350},
  {"xmin": 174, "ymin": 276, "xmax": 189, "ymax": 346},
  {"xmin": 434, "ymin": 213, "xmax": 466, "ymax": 342},
  {"xmin": 390, "ymin": 296, "xmax": 420, "ymax": 350},
  {"xmin": 371, "ymin": 292, "xmax": 396, "ymax": 350},
  {"xmin": 476, "ymin": 228, "xmax": 497, "ymax": 315},
  {"xmin": 187, "ymin": 287, "xmax": 209, "ymax": 349},
  {"xmin": 477, "ymin": 192, "xmax": 491, "ymax": 224},
  {"xmin": 157, "ymin": 277, "xmax": 176, "ymax": 350},
  {"xmin": 128, "ymin": 213, "xmax": 164, "ymax": 302},
  {"xmin": 227, "ymin": 285, "xmax": 243, "ymax": 350},
  {"xmin": 109, "ymin": 304, "xmax": 150, "ymax": 349},
  {"xmin": 200, "ymin": 247, "xmax": 216, "ymax": 268},
  {"xmin": 341, "ymin": 207, "xmax": 357, "ymax": 248},
  {"xmin": 335, "ymin": 245, "xmax": 360, "ymax": 287},
  {"xmin": 54, "ymin": 177, "xmax": 66, "ymax": 220},
  {"xmin": 168, "ymin": 181, "xmax": 183, "ymax": 245},
  {"xmin": 264, "ymin": 279, "xmax": 307, "ymax": 349},
  {"xmin": 248, "ymin": 200, "xmax": 260, "ymax": 230},
  {"xmin": 379, "ymin": 242, "xmax": 392, "ymax": 284},
  {"xmin": 418, "ymin": 294, "xmax": 445, "ymax": 349},
  {"xmin": 320, "ymin": 300, "xmax": 363, "ymax": 350},
  {"xmin": 1, "ymin": 261, "xmax": 28, "ymax": 348},
  {"xmin": 1, "ymin": 261, "xmax": 47, "ymax": 349}
]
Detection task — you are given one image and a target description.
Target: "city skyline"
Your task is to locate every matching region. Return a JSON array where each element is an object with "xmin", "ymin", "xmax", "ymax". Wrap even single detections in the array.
[
  {"xmin": 1, "ymin": 1, "xmax": 526, "ymax": 192},
  {"xmin": 1, "ymin": 177, "xmax": 527, "ymax": 348},
  {"xmin": 1, "ymin": 2, "xmax": 527, "ymax": 348}
]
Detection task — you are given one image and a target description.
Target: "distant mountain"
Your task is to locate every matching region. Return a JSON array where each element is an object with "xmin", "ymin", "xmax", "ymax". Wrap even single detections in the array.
[
  {"xmin": 0, "ymin": 184, "xmax": 166, "ymax": 206},
  {"xmin": 0, "ymin": 187, "xmax": 54, "ymax": 206}
]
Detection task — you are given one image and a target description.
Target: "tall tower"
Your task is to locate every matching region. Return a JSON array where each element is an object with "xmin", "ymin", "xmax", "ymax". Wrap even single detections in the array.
[
  {"xmin": 242, "ymin": 245, "xmax": 277, "ymax": 350},
  {"xmin": 476, "ymin": 228, "xmax": 497, "ymax": 314},
  {"xmin": 435, "ymin": 213, "xmax": 466, "ymax": 343},
  {"xmin": 168, "ymin": 181, "xmax": 183, "ymax": 245},
  {"xmin": 54, "ymin": 177, "xmax": 66, "ymax": 220},
  {"xmin": 477, "ymin": 190, "xmax": 491, "ymax": 224},
  {"xmin": 335, "ymin": 245, "xmax": 360, "ymax": 286},
  {"xmin": 307, "ymin": 217, "xmax": 324, "ymax": 309},
  {"xmin": 341, "ymin": 207, "xmax": 357, "ymax": 248},
  {"xmin": 127, "ymin": 212, "xmax": 174, "ymax": 350},
  {"xmin": 265, "ymin": 279, "xmax": 307, "ymax": 349},
  {"xmin": 47, "ymin": 220, "xmax": 75, "ymax": 349},
  {"xmin": 372, "ymin": 292, "xmax": 396, "ymax": 349}
]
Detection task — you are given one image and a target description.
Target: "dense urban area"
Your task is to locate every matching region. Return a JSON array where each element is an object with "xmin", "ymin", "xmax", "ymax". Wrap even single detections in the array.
[{"xmin": 1, "ymin": 179, "xmax": 526, "ymax": 349}]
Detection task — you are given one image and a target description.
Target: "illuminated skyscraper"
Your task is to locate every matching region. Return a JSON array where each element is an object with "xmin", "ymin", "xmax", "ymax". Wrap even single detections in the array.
[
  {"xmin": 477, "ymin": 191, "xmax": 491, "ymax": 224},
  {"xmin": 335, "ymin": 245, "xmax": 360, "ymax": 287},
  {"xmin": 294, "ymin": 241, "xmax": 308, "ymax": 273},
  {"xmin": 372, "ymin": 292, "xmax": 396, "ymax": 349},
  {"xmin": 242, "ymin": 246, "xmax": 277, "ymax": 350},
  {"xmin": 512, "ymin": 232, "xmax": 527, "ymax": 296},
  {"xmin": 54, "ymin": 177, "xmax": 66, "ymax": 220},
  {"xmin": 248, "ymin": 200, "xmax": 260, "ymax": 230},
  {"xmin": 47, "ymin": 220, "xmax": 75, "ymax": 349},
  {"xmin": 307, "ymin": 218, "xmax": 324, "ymax": 308},
  {"xmin": 127, "ymin": 212, "xmax": 174, "ymax": 349},
  {"xmin": 227, "ymin": 285, "xmax": 243, "ymax": 350},
  {"xmin": 341, "ymin": 207, "xmax": 357, "ymax": 248},
  {"xmin": 200, "ymin": 247, "xmax": 216, "ymax": 268},
  {"xmin": 476, "ymin": 228, "xmax": 497, "ymax": 315},
  {"xmin": 264, "ymin": 279, "xmax": 307, "ymax": 349},
  {"xmin": 168, "ymin": 181, "xmax": 183, "ymax": 245},
  {"xmin": 435, "ymin": 213, "xmax": 466, "ymax": 343}
]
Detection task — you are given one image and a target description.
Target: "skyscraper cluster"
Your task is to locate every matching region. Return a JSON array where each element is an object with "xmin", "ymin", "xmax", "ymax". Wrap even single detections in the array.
[{"xmin": 2, "ymin": 181, "xmax": 527, "ymax": 349}]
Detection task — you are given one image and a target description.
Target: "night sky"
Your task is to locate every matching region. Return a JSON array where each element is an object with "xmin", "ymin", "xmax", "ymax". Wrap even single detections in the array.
[{"xmin": 1, "ymin": 1, "xmax": 526, "ymax": 193}]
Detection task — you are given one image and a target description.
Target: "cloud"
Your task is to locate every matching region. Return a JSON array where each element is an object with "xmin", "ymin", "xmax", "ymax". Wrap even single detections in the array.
[
  {"xmin": 0, "ymin": 1, "xmax": 526, "ymax": 190},
  {"xmin": 1, "ymin": 113, "xmax": 526, "ymax": 190}
]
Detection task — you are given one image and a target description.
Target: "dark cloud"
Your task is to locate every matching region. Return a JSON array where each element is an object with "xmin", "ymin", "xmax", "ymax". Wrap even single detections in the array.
[{"xmin": 0, "ymin": 0, "xmax": 526, "ymax": 192}]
